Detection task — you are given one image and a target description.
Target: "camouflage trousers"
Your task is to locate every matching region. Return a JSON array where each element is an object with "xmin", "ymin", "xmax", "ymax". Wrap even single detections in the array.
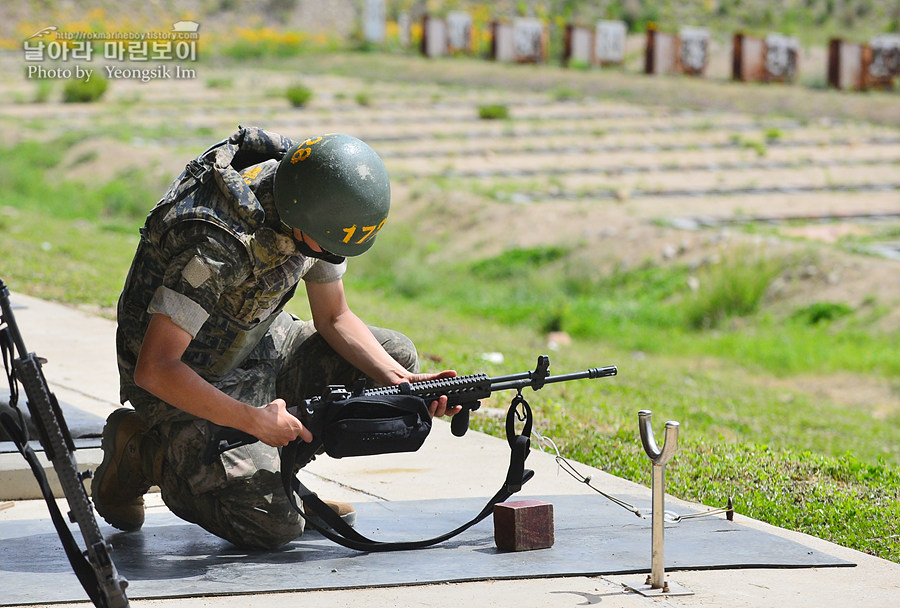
[{"xmin": 130, "ymin": 312, "xmax": 418, "ymax": 549}]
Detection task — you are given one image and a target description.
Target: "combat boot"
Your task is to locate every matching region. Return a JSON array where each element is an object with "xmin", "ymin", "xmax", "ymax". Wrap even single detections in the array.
[
  {"xmin": 323, "ymin": 500, "xmax": 356, "ymax": 527},
  {"xmin": 303, "ymin": 499, "xmax": 357, "ymax": 529},
  {"xmin": 91, "ymin": 407, "xmax": 154, "ymax": 531}
]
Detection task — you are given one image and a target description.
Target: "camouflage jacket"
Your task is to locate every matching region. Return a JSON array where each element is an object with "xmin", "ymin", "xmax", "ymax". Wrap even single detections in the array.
[{"xmin": 117, "ymin": 127, "xmax": 346, "ymax": 414}]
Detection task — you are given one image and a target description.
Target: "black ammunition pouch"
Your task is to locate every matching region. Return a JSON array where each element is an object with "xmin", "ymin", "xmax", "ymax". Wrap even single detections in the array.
[{"xmin": 318, "ymin": 393, "xmax": 432, "ymax": 459}]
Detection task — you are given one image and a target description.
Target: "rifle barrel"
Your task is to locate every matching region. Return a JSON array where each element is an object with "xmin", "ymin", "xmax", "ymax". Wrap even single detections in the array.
[
  {"xmin": 490, "ymin": 365, "xmax": 617, "ymax": 392},
  {"xmin": 365, "ymin": 364, "xmax": 617, "ymax": 399},
  {"xmin": 486, "ymin": 370, "xmax": 537, "ymax": 384}
]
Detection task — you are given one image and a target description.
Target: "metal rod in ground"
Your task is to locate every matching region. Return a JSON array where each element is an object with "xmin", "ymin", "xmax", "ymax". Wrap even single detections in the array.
[
  {"xmin": 638, "ymin": 410, "xmax": 680, "ymax": 590},
  {"xmin": 622, "ymin": 410, "xmax": 692, "ymax": 597}
]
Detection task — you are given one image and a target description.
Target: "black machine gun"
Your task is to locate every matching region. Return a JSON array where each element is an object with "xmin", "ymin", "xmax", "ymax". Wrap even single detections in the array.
[
  {"xmin": 205, "ymin": 355, "xmax": 617, "ymax": 552},
  {"xmin": 205, "ymin": 354, "xmax": 618, "ymax": 463},
  {"xmin": 0, "ymin": 279, "xmax": 129, "ymax": 608}
]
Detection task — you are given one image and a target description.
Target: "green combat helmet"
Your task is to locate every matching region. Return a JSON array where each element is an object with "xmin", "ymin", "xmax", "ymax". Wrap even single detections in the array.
[{"xmin": 274, "ymin": 133, "xmax": 390, "ymax": 257}]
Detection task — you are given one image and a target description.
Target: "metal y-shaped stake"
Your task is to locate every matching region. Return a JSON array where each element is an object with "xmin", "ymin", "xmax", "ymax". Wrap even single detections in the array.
[
  {"xmin": 639, "ymin": 409, "xmax": 678, "ymax": 591},
  {"xmin": 623, "ymin": 410, "xmax": 692, "ymax": 597}
]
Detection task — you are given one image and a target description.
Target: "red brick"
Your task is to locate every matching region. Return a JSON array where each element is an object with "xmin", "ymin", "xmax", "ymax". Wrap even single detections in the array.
[{"xmin": 493, "ymin": 500, "xmax": 554, "ymax": 551}]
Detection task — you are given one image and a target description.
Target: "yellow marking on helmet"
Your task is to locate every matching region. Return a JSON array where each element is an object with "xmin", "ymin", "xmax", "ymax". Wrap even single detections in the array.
[
  {"xmin": 290, "ymin": 147, "xmax": 311, "ymax": 164},
  {"xmin": 342, "ymin": 218, "xmax": 385, "ymax": 245},
  {"xmin": 356, "ymin": 225, "xmax": 378, "ymax": 244},
  {"xmin": 290, "ymin": 136, "xmax": 323, "ymax": 164}
]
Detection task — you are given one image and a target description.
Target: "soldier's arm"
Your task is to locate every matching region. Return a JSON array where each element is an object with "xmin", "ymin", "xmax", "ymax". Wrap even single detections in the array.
[
  {"xmin": 305, "ymin": 278, "xmax": 457, "ymax": 417},
  {"xmin": 134, "ymin": 312, "xmax": 311, "ymax": 447},
  {"xmin": 131, "ymin": 224, "xmax": 310, "ymax": 445}
]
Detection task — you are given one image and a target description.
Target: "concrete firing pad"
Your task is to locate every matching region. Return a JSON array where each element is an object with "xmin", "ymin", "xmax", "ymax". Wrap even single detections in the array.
[
  {"xmin": 0, "ymin": 388, "xmax": 104, "ymax": 453},
  {"xmin": 0, "ymin": 493, "xmax": 852, "ymax": 605}
]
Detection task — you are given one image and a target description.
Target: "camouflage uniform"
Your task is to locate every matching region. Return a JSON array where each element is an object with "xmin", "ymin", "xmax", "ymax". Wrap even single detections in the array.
[{"xmin": 116, "ymin": 127, "xmax": 417, "ymax": 549}]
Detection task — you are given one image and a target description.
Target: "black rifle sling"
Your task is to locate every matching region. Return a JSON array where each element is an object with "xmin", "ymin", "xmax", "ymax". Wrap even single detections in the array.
[
  {"xmin": 0, "ymin": 333, "xmax": 108, "ymax": 607},
  {"xmin": 280, "ymin": 392, "xmax": 536, "ymax": 552},
  {"xmin": 0, "ymin": 414, "xmax": 108, "ymax": 606}
]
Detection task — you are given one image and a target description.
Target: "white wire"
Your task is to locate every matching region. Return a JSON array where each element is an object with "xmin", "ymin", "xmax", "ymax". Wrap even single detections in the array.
[
  {"xmin": 532, "ymin": 429, "xmax": 644, "ymax": 518},
  {"xmin": 531, "ymin": 428, "xmax": 732, "ymax": 524}
]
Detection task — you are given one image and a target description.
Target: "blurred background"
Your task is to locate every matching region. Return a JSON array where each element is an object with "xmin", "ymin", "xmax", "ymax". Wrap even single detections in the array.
[{"xmin": 1, "ymin": 0, "xmax": 898, "ymax": 563}]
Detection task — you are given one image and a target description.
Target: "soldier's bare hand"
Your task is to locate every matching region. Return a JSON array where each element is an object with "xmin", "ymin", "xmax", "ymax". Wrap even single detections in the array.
[
  {"xmin": 403, "ymin": 370, "xmax": 462, "ymax": 418},
  {"xmin": 255, "ymin": 398, "xmax": 312, "ymax": 447},
  {"xmin": 428, "ymin": 394, "xmax": 462, "ymax": 419}
]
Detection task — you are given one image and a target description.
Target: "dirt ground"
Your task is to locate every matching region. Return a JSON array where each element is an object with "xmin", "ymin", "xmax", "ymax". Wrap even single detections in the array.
[{"xmin": 2, "ymin": 52, "xmax": 900, "ymax": 411}]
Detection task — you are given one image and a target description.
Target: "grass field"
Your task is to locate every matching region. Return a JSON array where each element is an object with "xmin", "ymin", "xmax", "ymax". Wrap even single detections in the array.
[{"xmin": 1, "ymin": 49, "xmax": 898, "ymax": 562}]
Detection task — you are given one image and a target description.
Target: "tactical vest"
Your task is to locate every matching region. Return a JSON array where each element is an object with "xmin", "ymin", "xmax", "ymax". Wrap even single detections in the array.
[{"xmin": 121, "ymin": 127, "xmax": 316, "ymax": 381}]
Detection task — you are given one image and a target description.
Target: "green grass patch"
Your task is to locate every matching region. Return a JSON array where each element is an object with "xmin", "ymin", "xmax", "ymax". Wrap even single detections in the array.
[
  {"xmin": 62, "ymin": 75, "xmax": 109, "ymax": 103},
  {"xmin": 32, "ymin": 80, "xmax": 53, "ymax": 103},
  {"xmin": 0, "ymin": 138, "xmax": 151, "ymax": 308},
  {"xmin": 351, "ymin": 233, "xmax": 900, "ymax": 379},
  {"xmin": 0, "ymin": 206, "xmax": 137, "ymax": 309},
  {"xmin": 764, "ymin": 127, "xmax": 784, "ymax": 141},
  {"xmin": 792, "ymin": 301, "xmax": 854, "ymax": 325},
  {"xmin": 470, "ymin": 246, "xmax": 569, "ymax": 279},
  {"xmin": 477, "ymin": 104, "xmax": 510, "ymax": 120},
  {"xmin": 551, "ymin": 85, "xmax": 582, "ymax": 101},
  {"xmin": 0, "ymin": 140, "xmax": 156, "ymax": 226},
  {"xmin": 730, "ymin": 133, "xmax": 767, "ymax": 157},
  {"xmin": 213, "ymin": 29, "xmax": 346, "ymax": 61},
  {"xmin": 205, "ymin": 77, "xmax": 234, "ymax": 89},
  {"xmin": 684, "ymin": 250, "xmax": 785, "ymax": 329},
  {"xmin": 285, "ymin": 83, "xmax": 314, "ymax": 107}
]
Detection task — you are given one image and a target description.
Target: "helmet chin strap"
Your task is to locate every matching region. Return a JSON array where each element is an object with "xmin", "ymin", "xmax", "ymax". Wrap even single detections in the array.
[{"xmin": 296, "ymin": 232, "xmax": 346, "ymax": 265}]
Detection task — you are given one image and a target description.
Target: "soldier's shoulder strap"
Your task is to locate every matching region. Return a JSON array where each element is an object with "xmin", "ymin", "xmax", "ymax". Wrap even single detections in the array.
[{"xmin": 147, "ymin": 126, "xmax": 294, "ymax": 241}]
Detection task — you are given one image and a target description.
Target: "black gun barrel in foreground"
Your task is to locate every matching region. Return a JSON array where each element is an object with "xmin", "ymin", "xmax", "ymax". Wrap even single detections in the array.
[
  {"xmin": 0, "ymin": 279, "xmax": 130, "ymax": 608},
  {"xmin": 206, "ymin": 354, "xmax": 617, "ymax": 461}
]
